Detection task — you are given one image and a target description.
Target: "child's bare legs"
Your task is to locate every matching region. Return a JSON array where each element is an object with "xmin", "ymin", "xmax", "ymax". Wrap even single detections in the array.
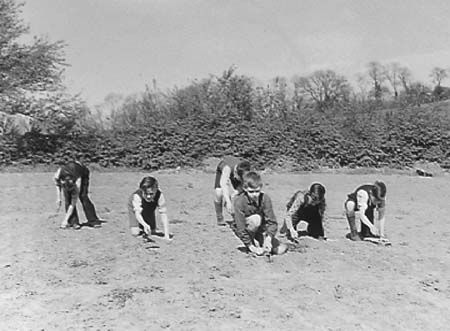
[
  {"xmin": 253, "ymin": 232, "xmax": 288, "ymax": 255},
  {"xmin": 272, "ymin": 242, "xmax": 288, "ymax": 255},
  {"xmin": 246, "ymin": 215, "xmax": 288, "ymax": 255},
  {"xmin": 214, "ymin": 188, "xmax": 226, "ymax": 226},
  {"xmin": 159, "ymin": 212, "xmax": 171, "ymax": 240},
  {"xmin": 128, "ymin": 209, "xmax": 148, "ymax": 237},
  {"xmin": 229, "ymin": 189, "xmax": 238, "ymax": 220},
  {"xmin": 355, "ymin": 212, "xmax": 362, "ymax": 233},
  {"xmin": 62, "ymin": 189, "xmax": 80, "ymax": 229},
  {"xmin": 245, "ymin": 214, "xmax": 261, "ymax": 253},
  {"xmin": 345, "ymin": 200, "xmax": 361, "ymax": 241}
]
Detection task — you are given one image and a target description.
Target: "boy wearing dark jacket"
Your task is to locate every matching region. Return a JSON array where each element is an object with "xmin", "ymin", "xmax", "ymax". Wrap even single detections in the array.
[{"xmin": 233, "ymin": 171, "xmax": 287, "ymax": 256}]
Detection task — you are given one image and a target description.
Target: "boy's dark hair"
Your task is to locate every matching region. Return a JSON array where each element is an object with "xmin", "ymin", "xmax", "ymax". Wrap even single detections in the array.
[
  {"xmin": 139, "ymin": 176, "xmax": 158, "ymax": 191},
  {"xmin": 243, "ymin": 171, "xmax": 262, "ymax": 189},
  {"xmin": 236, "ymin": 160, "xmax": 251, "ymax": 178},
  {"xmin": 372, "ymin": 181, "xmax": 387, "ymax": 200}
]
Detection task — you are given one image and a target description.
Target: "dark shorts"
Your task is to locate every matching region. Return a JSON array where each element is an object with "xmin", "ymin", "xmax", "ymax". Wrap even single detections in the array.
[{"xmin": 214, "ymin": 168, "xmax": 242, "ymax": 192}]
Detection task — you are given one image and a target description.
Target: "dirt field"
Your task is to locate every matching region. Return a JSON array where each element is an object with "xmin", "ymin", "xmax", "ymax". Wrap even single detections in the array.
[{"xmin": 1, "ymin": 170, "xmax": 450, "ymax": 331}]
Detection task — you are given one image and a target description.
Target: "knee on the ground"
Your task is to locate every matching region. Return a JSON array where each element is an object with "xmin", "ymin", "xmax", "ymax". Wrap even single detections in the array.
[
  {"xmin": 273, "ymin": 243, "xmax": 288, "ymax": 255},
  {"xmin": 130, "ymin": 227, "xmax": 141, "ymax": 236}
]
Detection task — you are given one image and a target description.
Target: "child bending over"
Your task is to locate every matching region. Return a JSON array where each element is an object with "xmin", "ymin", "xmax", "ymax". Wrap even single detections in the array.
[
  {"xmin": 345, "ymin": 181, "xmax": 387, "ymax": 241},
  {"xmin": 54, "ymin": 161, "xmax": 100, "ymax": 229},
  {"xmin": 281, "ymin": 183, "xmax": 327, "ymax": 240},
  {"xmin": 214, "ymin": 156, "xmax": 251, "ymax": 225}
]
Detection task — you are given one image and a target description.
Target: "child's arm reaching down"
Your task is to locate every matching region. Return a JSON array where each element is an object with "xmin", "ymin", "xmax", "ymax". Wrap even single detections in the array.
[
  {"xmin": 61, "ymin": 188, "xmax": 78, "ymax": 228},
  {"xmin": 132, "ymin": 194, "xmax": 151, "ymax": 235}
]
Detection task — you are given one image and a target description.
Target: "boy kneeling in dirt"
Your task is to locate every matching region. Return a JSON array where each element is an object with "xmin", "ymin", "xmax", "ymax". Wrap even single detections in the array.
[
  {"xmin": 280, "ymin": 183, "xmax": 327, "ymax": 240},
  {"xmin": 54, "ymin": 161, "xmax": 101, "ymax": 229},
  {"xmin": 345, "ymin": 181, "xmax": 387, "ymax": 241},
  {"xmin": 232, "ymin": 171, "xmax": 288, "ymax": 256},
  {"xmin": 127, "ymin": 176, "xmax": 171, "ymax": 240}
]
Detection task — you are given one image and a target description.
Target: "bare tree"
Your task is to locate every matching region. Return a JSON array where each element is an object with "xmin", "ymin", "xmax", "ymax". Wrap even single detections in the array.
[
  {"xmin": 429, "ymin": 67, "xmax": 447, "ymax": 87},
  {"xmin": 398, "ymin": 66, "xmax": 413, "ymax": 94},
  {"xmin": 384, "ymin": 62, "xmax": 402, "ymax": 98},
  {"xmin": 270, "ymin": 76, "xmax": 289, "ymax": 119},
  {"xmin": 366, "ymin": 61, "xmax": 385, "ymax": 101},
  {"xmin": 354, "ymin": 73, "xmax": 371, "ymax": 103},
  {"xmin": 294, "ymin": 70, "xmax": 350, "ymax": 110},
  {"xmin": 408, "ymin": 82, "xmax": 432, "ymax": 106}
]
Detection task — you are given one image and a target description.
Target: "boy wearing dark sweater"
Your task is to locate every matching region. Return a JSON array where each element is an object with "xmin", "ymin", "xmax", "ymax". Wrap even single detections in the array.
[{"xmin": 233, "ymin": 171, "xmax": 287, "ymax": 256}]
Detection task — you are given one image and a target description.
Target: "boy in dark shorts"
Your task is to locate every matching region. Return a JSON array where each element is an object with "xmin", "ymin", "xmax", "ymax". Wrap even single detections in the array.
[
  {"xmin": 128, "ymin": 176, "xmax": 171, "ymax": 240},
  {"xmin": 345, "ymin": 181, "xmax": 387, "ymax": 241},
  {"xmin": 232, "ymin": 171, "xmax": 287, "ymax": 256},
  {"xmin": 54, "ymin": 161, "xmax": 100, "ymax": 229},
  {"xmin": 214, "ymin": 156, "xmax": 251, "ymax": 226},
  {"xmin": 281, "ymin": 183, "xmax": 327, "ymax": 240}
]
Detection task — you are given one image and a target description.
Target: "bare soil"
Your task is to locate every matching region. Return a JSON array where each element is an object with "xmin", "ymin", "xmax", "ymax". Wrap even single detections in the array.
[{"xmin": 1, "ymin": 171, "xmax": 449, "ymax": 330}]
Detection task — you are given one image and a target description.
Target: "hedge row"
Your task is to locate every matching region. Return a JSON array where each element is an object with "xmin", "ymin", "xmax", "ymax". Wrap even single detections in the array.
[{"xmin": 1, "ymin": 107, "xmax": 449, "ymax": 171}]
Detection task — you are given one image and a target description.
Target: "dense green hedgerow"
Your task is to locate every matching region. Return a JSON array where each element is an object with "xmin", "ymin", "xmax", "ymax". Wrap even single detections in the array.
[{"xmin": 1, "ymin": 104, "xmax": 449, "ymax": 171}]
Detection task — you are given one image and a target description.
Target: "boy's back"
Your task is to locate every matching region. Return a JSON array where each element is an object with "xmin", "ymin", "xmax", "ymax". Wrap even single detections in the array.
[{"xmin": 58, "ymin": 161, "xmax": 85, "ymax": 180}]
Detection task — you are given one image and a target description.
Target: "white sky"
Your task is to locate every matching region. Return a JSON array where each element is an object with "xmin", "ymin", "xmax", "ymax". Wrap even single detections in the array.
[{"xmin": 21, "ymin": 0, "xmax": 450, "ymax": 106}]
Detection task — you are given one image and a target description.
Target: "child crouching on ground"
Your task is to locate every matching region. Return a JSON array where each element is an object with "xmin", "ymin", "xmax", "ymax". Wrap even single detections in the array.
[
  {"xmin": 232, "ymin": 171, "xmax": 288, "ymax": 256},
  {"xmin": 127, "ymin": 176, "xmax": 171, "ymax": 240},
  {"xmin": 345, "ymin": 181, "xmax": 387, "ymax": 241},
  {"xmin": 280, "ymin": 183, "xmax": 327, "ymax": 240}
]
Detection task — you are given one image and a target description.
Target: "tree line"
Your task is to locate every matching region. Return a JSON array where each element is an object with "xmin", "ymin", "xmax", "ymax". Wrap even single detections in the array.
[{"xmin": 1, "ymin": 0, "xmax": 449, "ymax": 170}]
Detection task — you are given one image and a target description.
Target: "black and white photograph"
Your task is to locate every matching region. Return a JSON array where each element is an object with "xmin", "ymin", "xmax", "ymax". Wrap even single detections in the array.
[{"xmin": 1, "ymin": 0, "xmax": 450, "ymax": 330}]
